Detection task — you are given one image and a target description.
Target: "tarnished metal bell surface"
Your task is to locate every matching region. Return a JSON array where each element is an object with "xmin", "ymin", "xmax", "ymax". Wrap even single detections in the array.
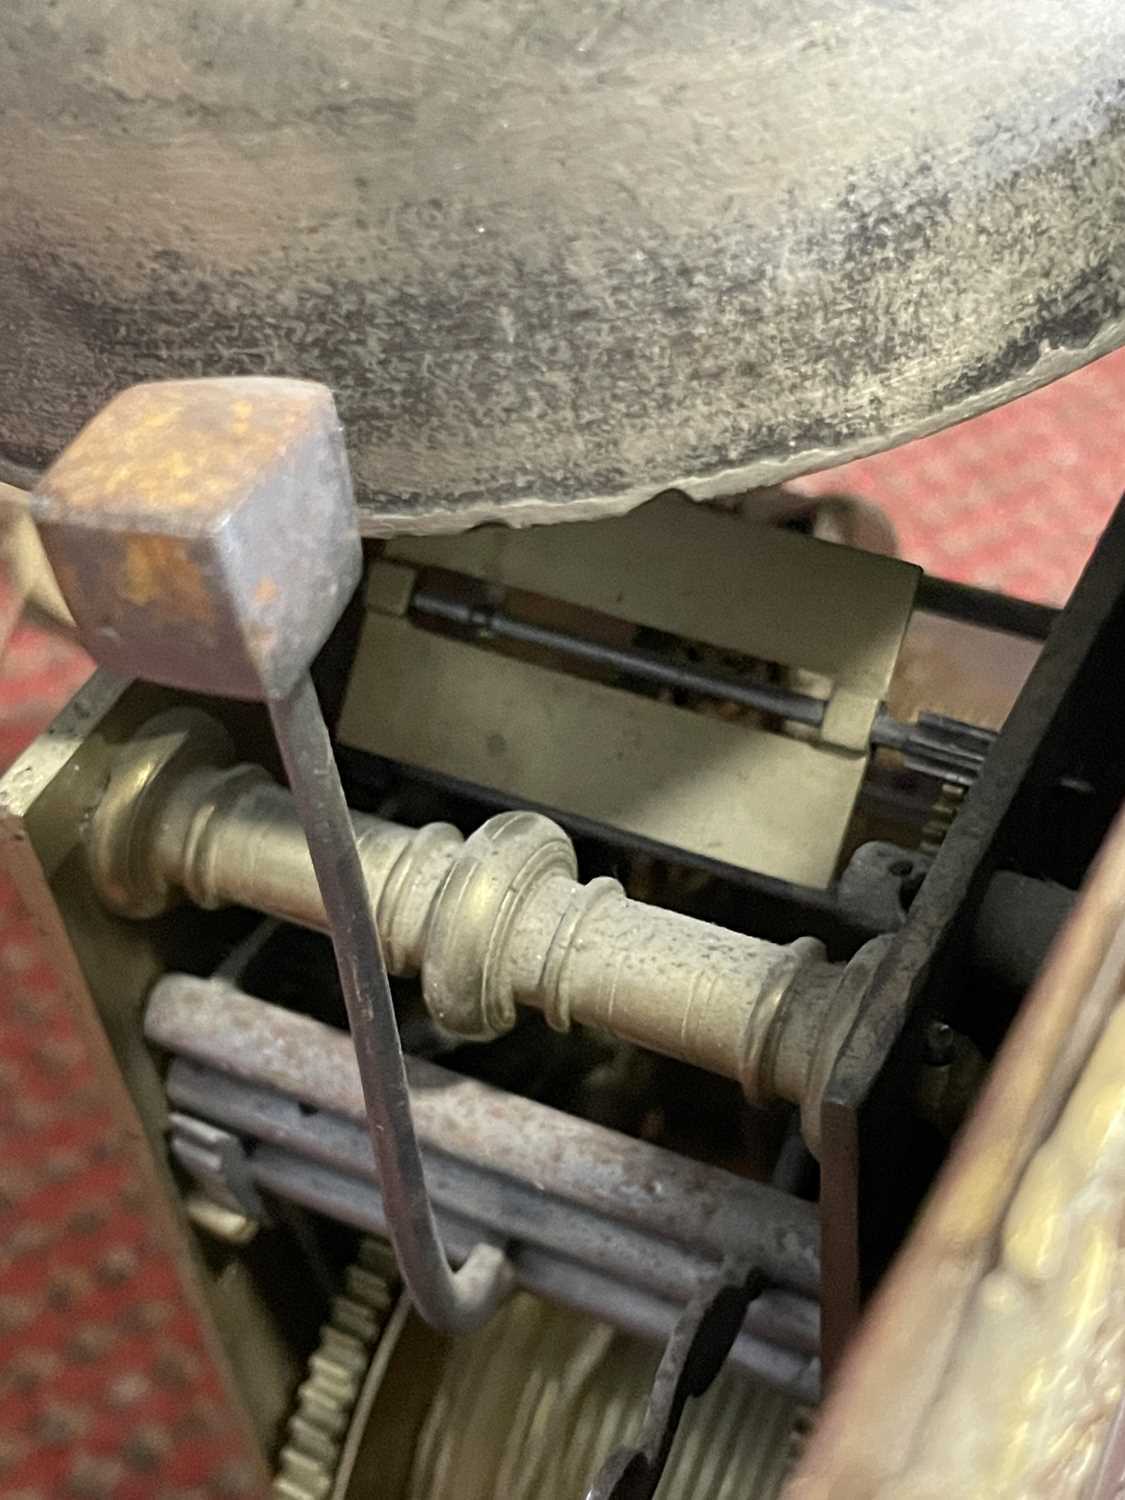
[{"xmin": 1, "ymin": 0, "xmax": 1124, "ymax": 534}]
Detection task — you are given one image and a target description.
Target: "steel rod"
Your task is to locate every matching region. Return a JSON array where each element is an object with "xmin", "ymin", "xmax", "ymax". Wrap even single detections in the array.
[
  {"xmin": 267, "ymin": 673, "xmax": 511, "ymax": 1332},
  {"xmin": 914, "ymin": 574, "xmax": 1058, "ymax": 642},
  {"xmin": 410, "ymin": 588, "xmax": 996, "ymax": 778},
  {"xmin": 165, "ymin": 1058, "xmax": 820, "ymax": 1358},
  {"xmin": 412, "ymin": 588, "xmax": 824, "ymax": 727},
  {"xmin": 145, "ymin": 974, "xmax": 820, "ymax": 1296},
  {"xmin": 245, "ymin": 1146, "xmax": 821, "ymax": 1403}
]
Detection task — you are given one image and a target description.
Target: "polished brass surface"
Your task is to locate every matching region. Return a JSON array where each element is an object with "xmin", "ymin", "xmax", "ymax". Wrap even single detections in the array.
[
  {"xmin": 0, "ymin": 479, "xmax": 71, "ymax": 623},
  {"xmin": 285, "ymin": 1239, "xmax": 799, "ymax": 1500},
  {"xmin": 339, "ymin": 500, "xmax": 918, "ymax": 888},
  {"xmin": 88, "ymin": 705, "xmax": 244, "ymax": 919},
  {"xmin": 184, "ymin": 1190, "xmax": 261, "ymax": 1248},
  {"xmin": 343, "ymin": 606, "xmax": 860, "ymax": 890},
  {"xmin": 88, "ymin": 708, "xmax": 877, "ymax": 1146},
  {"xmin": 387, "ymin": 498, "xmax": 918, "ymax": 700},
  {"xmin": 339, "ymin": 1287, "xmax": 801, "ymax": 1500}
]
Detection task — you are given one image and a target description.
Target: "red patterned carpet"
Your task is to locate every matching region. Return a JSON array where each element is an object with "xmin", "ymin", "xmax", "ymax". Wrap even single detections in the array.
[
  {"xmin": 0, "ymin": 635, "xmax": 261, "ymax": 1491},
  {"xmin": 2, "ymin": 347, "xmax": 1125, "ymax": 1496},
  {"xmin": 789, "ymin": 347, "xmax": 1125, "ymax": 606}
]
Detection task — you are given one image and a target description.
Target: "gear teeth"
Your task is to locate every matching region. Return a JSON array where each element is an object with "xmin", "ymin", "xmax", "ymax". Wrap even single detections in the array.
[
  {"xmin": 921, "ymin": 781, "xmax": 965, "ymax": 855},
  {"xmin": 272, "ymin": 1237, "xmax": 399, "ymax": 1500}
]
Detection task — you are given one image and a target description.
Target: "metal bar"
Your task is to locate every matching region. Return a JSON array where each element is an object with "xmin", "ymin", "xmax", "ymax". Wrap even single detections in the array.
[
  {"xmin": 267, "ymin": 672, "xmax": 511, "ymax": 1332},
  {"xmin": 885, "ymin": 710, "xmax": 998, "ymax": 788},
  {"xmin": 814, "ymin": 491, "xmax": 1125, "ymax": 1379},
  {"xmin": 914, "ymin": 574, "xmax": 1059, "ymax": 642},
  {"xmin": 410, "ymin": 587, "xmax": 996, "ymax": 780},
  {"xmin": 971, "ymin": 871, "xmax": 1076, "ymax": 995},
  {"xmin": 245, "ymin": 1146, "xmax": 821, "ymax": 1404},
  {"xmin": 144, "ymin": 975, "xmax": 820, "ymax": 1296},
  {"xmin": 165, "ymin": 1059, "xmax": 820, "ymax": 1357},
  {"xmin": 586, "ymin": 1255, "xmax": 767, "ymax": 1500},
  {"xmin": 412, "ymin": 587, "xmax": 825, "ymax": 725}
]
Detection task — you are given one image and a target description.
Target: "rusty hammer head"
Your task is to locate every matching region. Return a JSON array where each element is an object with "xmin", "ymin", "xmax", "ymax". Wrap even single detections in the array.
[{"xmin": 32, "ymin": 377, "xmax": 361, "ymax": 701}]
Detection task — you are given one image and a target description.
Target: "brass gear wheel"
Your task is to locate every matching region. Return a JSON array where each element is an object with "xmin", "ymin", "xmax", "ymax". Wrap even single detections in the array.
[
  {"xmin": 921, "ymin": 780, "xmax": 966, "ymax": 855},
  {"xmin": 273, "ymin": 1238, "xmax": 400, "ymax": 1500}
]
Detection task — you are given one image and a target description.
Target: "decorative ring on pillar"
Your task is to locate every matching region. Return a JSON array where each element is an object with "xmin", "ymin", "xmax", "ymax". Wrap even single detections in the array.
[
  {"xmin": 373, "ymin": 820, "xmax": 463, "ymax": 976},
  {"xmin": 738, "ymin": 936, "xmax": 826, "ymax": 1111},
  {"xmin": 423, "ymin": 810, "xmax": 576, "ymax": 1040},
  {"xmin": 88, "ymin": 707, "xmax": 236, "ymax": 918},
  {"xmin": 176, "ymin": 763, "xmax": 272, "ymax": 912},
  {"xmin": 538, "ymin": 876, "xmax": 623, "ymax": 1033}
]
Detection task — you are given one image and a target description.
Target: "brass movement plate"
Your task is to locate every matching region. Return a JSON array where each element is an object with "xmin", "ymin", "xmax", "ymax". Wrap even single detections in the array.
[
  {"xmin": 386, "ymin": 498, "xmax": 918, "ymax": 699},
  {"xmin": 341, "ymin": 502, "xmax": 918, "ymax": 887}
]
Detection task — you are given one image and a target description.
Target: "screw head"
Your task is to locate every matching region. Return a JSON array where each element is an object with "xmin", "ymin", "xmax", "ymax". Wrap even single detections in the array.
[{"xmin": 924, "ymin": 1018, "xmax": 956, "ymax": 1066}]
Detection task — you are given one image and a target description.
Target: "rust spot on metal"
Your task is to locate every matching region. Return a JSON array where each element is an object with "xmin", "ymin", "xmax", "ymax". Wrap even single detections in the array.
[
  {"xmin": 38, "ymin": 380, "xmax": 319, "ymax": 522},
  {"xmin": 117, "ymin": 537, "xmax": 217, "ymax": 635}
]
